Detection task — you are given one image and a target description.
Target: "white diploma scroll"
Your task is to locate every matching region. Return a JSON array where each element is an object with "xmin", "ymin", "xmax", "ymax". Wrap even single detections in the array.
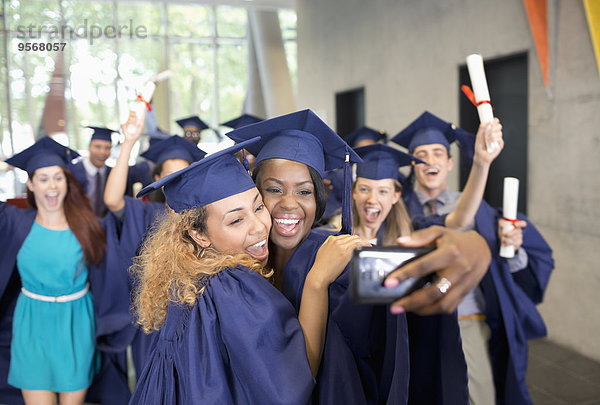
[
  {"xmin": 150, "ymin": 70, "xmax": 173, "ymax": 84},
  {"xmin": 126, "ymin": 70, "xmax": 172, "ymax": 133},
  {"xmin": 466, "ymin": 54, "xmax": 499, "ymax": 153},
  {"xmin": 499, "ymin": 177, "xmax": 519, "ymax": 258}
]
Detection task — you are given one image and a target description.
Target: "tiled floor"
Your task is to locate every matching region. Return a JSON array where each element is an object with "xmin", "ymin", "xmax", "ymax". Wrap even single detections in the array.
[
  {"xmin": 90, "ymin": 337, "xmax": 600, "ymax": 405},
  {"xmin": 527, "ymin": 338, "xmax": 600, "ymax": 405}
]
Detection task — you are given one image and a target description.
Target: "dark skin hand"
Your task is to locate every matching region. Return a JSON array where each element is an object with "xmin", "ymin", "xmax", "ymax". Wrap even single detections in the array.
[{"xmin": 384, "ymin": 226, "xmax": 491, "ymax": 316}]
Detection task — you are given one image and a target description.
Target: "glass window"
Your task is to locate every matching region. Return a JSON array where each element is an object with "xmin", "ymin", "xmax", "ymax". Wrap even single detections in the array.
[
  {"xmin": 216, "ymin": 6, "xmax": 247, "ymax": 38},
  {"xmin": 1, "ymin": 1, "xmax": 297, "ymax": 198},
  {"xmin": 7, "ymin": 0, "xmax": 61, "ymax": 35},
  {"xmin": 218, "ymin": 42, "xmax": 247, "ymax": 124},
  {"xmin": 65, "ymin": 38, "xmax": 119, "ymax": 148},
  {"xmin": 169, "ymin": 41, "xmax": 214, "ymax": 132},
  {"xmin": 63, "ymin": 0, "xmax": 114, "ymax": 33},
  {"xmin": 116, "ymin": 2, "xmax": 163, "ymax": 37},
  {"xmin": 167, "ymin": 4, "xmax": 211, "ymax": 38},
  {"xmin": 279, "ymin": 9, "xmax": 297, "ymax": 96}
]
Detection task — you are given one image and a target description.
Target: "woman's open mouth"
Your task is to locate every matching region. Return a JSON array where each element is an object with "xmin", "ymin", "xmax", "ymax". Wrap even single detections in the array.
[
  {"xmin": 272, "ymin": 216, "xmax": 302, "ymax": 237},
  {"xmin": 245, "ymin": 238, "xmax": 269, "ymax": 261}
]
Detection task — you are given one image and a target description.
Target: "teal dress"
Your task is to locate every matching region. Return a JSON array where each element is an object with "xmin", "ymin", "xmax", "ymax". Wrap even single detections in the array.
[{"xmin": 8, "ymin": 221, "xmax": 97, "ymax": 392}]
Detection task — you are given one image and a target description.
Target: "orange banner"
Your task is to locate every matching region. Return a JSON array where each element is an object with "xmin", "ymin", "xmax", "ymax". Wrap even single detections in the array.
[{"xmin": 523, "ymin": 0, "xmax": 549, "ymax": 87}]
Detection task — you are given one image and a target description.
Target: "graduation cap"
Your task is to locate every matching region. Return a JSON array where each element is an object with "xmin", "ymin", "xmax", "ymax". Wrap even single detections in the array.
[
  {"xmin": 144, "ymin": 127, "xmax": 171, "ymax": 147},
  {"xmin": 5, "ymin": 136, "xmax": 80, "ymax": 176},
  {"xmin": 175, "ymin": 116, "xmax": 209, "ymax": 131},
  {"xmin": 391, "ymin": 111, "xmax": 474, "ymax": 156},
  {"xmin": 87, "ymin": 126, "xmax": 116, "ymax": 143},
  {"xmin": 137, "ymin": 138, "xmax": 260, "ymax": 213},
  {"xmin": 221, "ymin": 113, "xmax": 264, "ymax": 129},
  {"xmin": 354, "ymin": 143, "xmax": 424, "ymax": 181},
  {"xmin": 226, "ymin": 109, "xmax": 362, "ymax": 234},
  {"xmin": 140, "ymin": 135, "xmax": 207, "ymax": 165},
  {"xmin": 346, "ymin": 126, "xmax": 387, "ymax": 148}
]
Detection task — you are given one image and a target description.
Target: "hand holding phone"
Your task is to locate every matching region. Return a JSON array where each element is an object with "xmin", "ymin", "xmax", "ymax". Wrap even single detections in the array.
[{"xmin": 350, "ymin": 246, "xmax": 433, "ymax": 305}]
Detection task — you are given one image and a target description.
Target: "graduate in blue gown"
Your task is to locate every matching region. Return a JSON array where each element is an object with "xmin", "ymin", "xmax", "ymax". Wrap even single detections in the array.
[
  {"xmin": 393, "ymin": 111, "xmax": 553, "ymax": 405},
  {"xmin": 129, "ymin": 139, "xmax": 318, "ymax": 404},
  {"xmin": 0, "ymin": 137, "xmax": 112, "ymax": 405},
  {"xmin": 175, "ymin": 115, "xmax": 209, "ymax": 145},
  {"xmin": 228, "ymin": 110, "xmax": 495, "ymax": 404},
  {"xmin": 68, "ymin": 127, "xmax": 153, "ymax": 216},
  {"xmin": 351, "ymin": 144, "xmax": 422, "ymax": 246},
  {"xmin": 323, "ymin": 126, "xmax": 388, "ymax": 224},
  {"xmin": 351, "ymin": 143, "xmax": 478, "ymax": 405},
  {"xmin": 98, "ymin": 116, "xmax": 207, "ymax": 389}
]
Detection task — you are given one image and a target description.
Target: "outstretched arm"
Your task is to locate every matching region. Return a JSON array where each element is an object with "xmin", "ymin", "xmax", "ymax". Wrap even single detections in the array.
[
  {"xmin": 104, "ymin": 112, "xmax": 145, "ymax": 212},
  {"xmin": 384, "ymin": 225, "xmax": 491, "ymax": 315},
  {"xmin": 445, "ymin": 118, "xmax": 503, "ymax": 229}
]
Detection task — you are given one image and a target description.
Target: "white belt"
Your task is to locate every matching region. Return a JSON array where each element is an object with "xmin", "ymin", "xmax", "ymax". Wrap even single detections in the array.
[{"xmin": 21, "ymin": 283, "xmax": 89, "ymax": 303}]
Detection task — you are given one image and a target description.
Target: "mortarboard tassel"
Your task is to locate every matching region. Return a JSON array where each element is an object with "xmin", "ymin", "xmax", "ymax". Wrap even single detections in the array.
[
  {"xmin": 241, "ymin": 148, "xmax": 250, "ymax": 172},
  {"xmin": 341, "ymin": 147, "xmax": 353, "ymax": 235}
]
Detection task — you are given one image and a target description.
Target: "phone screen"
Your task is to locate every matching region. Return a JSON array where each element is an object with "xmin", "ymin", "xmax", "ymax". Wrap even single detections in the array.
[{"xmin": 350, "ymin": 246, "xmax": 433, "ymax": 305}]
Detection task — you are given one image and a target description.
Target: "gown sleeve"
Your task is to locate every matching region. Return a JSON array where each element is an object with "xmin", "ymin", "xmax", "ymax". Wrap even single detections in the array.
[
  {"xmin": 0, "ymin": 203, "xmax": 36, "ymax": 405},
  {"xmin": 510, "ymin": 212, "xmax": 554, "ymax": 304},
  {"xmin": 282, "ymin": 231, "xmax": 405, "ymax": 404},
  {"xmin": 93, "ymin": 197, "xmax": 164, "ymax": 352},
  {"xmin": 0, "ymin": 203, "xmax": 35, "ymax": 299},
  {"xmin": 474, "ymin": 201, "xmax": 554, "ymax": 404},
  {"xmin": 130, "ymin": 266, "xmax": 315, "ymax": 405}
]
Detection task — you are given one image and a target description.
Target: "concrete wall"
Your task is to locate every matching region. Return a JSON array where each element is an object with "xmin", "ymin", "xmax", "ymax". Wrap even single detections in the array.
[{"xmin": 296, "ymin": 0, "xmax": 600, "ymax": 361}]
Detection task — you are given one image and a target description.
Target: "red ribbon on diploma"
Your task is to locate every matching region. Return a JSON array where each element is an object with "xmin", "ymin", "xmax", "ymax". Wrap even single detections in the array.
[
  {"xmin": 136, "ymin": 94, "xmax": 152, "ymax": 112},
  {"xmin": 502, "ymin": 217, "xmax": 521, "ymax": 228},
  {"xmin": 461, "ymin": 85, "xmax": 491, "ymax": 107}
]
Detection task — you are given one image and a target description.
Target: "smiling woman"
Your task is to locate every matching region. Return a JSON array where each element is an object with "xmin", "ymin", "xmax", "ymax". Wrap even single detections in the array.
[
  {"xmin": 1, "ymin": 136, "xmax": 105, "ymax": 405},
  {"xmin": 227, "ymin": 110, "xmax": 408, "ymax": 401},
  {"xmin": 128, "ymin": 139, "xmax": 316, "ymax": 404},
  {"xmin": 188, "ymin": 188, "xmax": 270, "ymax": 263},
  {"xmin": 224, "ymin": 109, "xmax": 498, "ymax": 404},
  {"xmin": 351, "ymin": 143, "xmax": 419, "ymax": 246},
  {"xmin": 255, "ymin": 159, "xmax": 321, "ymax": 254},
  {"xmin": 95, "ymin": 112, "xmax": 208, "ymax": 381}
]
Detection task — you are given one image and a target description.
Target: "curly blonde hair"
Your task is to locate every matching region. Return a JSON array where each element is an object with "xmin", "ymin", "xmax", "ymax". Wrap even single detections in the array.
[{"xmin": 131, "ymin": 207, "xmax": 273, "ymax": 333}]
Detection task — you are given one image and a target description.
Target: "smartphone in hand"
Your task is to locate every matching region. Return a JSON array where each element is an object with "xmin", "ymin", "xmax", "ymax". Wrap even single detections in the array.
[{"xmin": 350, "ymin": 246, "xmax": 433, "ymax": 305}]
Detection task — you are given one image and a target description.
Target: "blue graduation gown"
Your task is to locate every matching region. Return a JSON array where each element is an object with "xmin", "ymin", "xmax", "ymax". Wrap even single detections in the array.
[
  {"xmin": 405, "ymin": 313, "xmax": 468, "ymax": 405},
  {"xmin": 68, "ymin": 161, "xmax": 153, "ymax": 199},
  {"xmin": 0, "ymin": 203, "xmax": 35, "ymax": 404},
  {"xmin": 129, "ymin": 266, "xmax": 315, "ymax": 405},
  {"xmin": 395, "ymin": 194, "xmax": 471, "ymax": 404},
  {"xmin": 280, "ymin": 230, "xmax": 410, "ymax": 404},
  {"xmin": 0, "ymin": 202, "xmax": 131, "ymax": 405},
  {"xmin": 92, "ymin": 197, "xmax": 165, "ymax": 380},
  {"xmin": 474, "ymin": 201, "xmax": 553, "ymax": 405},
  {"xmin": 372, "ymin": 221, "xmax": 468, "ymax": 405},
  {"xmin": 404, "ymin": 195, "xmax": 554, "ymax": 405}
]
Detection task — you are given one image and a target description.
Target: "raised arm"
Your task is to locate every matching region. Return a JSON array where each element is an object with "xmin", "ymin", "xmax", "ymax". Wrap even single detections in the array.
[
  {"xmin": 104, "ymin": 112, "xmax": 145, "ymax": 212},
  {"xmin": 444, "ymin": 118, "xmax": 503, "ymax": 229},
  {"xmin": 298, "ymin": 234, "xmax": 369, "ymax": 376}
]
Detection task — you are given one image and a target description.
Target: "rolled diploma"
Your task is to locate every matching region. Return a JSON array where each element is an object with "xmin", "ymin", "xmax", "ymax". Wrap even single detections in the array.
[
  {"xmin": 151, "ymin": 69, "xmax": 172, "ymax": 83},
  {"xmin": 127, "ymin": 81, "xmax": 156, "ymax": 133},
  {"xmin": 466, "ymin": 54, "xmax": 499, "ymax": 153},
  {"xmin": 499, "ymin": 177, "xmax": 519, "ymax": 258}
]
